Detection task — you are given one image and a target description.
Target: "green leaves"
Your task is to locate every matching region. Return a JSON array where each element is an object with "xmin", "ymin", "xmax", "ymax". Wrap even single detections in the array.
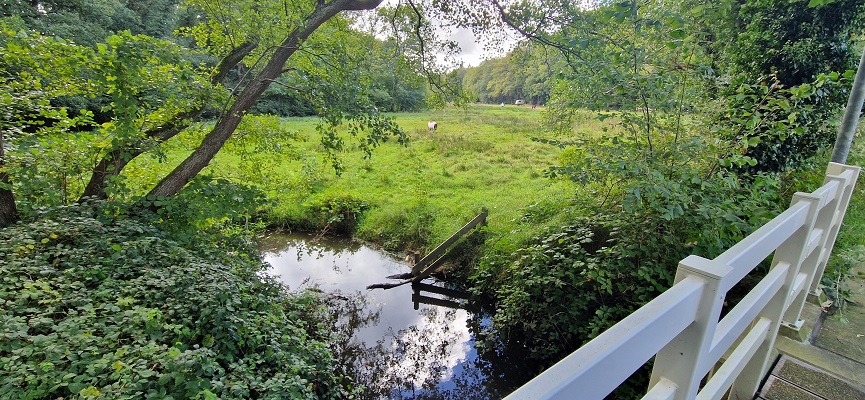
[
  {"xmin": 0, "ymin": 201, "xmax": 353, "ymax": 399},
  {"xmin": 138, "ymin": 174, "xmax": 268, "ymax": 240},
  {"xmin": 715, "ymin": 73, "xmax": 852, "ymax": 173},
  {"xmin": 807, "ymin": 0, "xmax": 838, "ymax": 7},
  {"xmin": 0, "ymin": 27, "xmax": 221, "ymax": 209},
  {"xmin": 477, "ymin": 164, "xmax": 783, "ymax": 364}
]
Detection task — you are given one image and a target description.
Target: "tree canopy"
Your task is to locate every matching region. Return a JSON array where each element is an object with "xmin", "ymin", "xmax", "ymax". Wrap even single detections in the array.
[
  {"xmin": 1, "ymin": 0, "xmax": 180, "ymax": 44},
  {"xmin": 0, "ymin": 0, "xmax": 428, "ymax": 226},
  {"xmin": 0, "ymin": 0, "xmax": 862, "ymax": 225}
]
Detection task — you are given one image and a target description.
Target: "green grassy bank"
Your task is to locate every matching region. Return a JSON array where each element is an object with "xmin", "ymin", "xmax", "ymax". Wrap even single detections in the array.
[{"xmin": 124, "ymin": 105, "xmax": 865, "ymax": 295}]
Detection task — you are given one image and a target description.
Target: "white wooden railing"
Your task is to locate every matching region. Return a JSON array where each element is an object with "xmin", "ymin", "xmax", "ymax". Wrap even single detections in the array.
[{"xmin": 505, "ymin": 162, "xmax": 860, "ymax": 400}]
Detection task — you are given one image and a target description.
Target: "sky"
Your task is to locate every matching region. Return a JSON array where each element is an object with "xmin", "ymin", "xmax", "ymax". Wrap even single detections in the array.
[
  {"xmin": 376, "ymin": 0, "xmax": 521, "ymax": 68},
  {"xmin": 444, "ymin": 26, "xmax": 519, "ymax": 67}
]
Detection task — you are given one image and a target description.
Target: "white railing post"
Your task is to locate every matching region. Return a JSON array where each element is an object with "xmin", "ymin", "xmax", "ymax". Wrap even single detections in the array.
[
  {"xmin": 648, "ymin": 256, "xmax": 731, "ymax": 400},
  {"xmin": 501, "ymin": 163, "xmax": 859, "ymax": 400},
  {"xmin": 782, "ymin": 188, "xmax": 839, "ymax": 326},
  {"xmin": 729, "ymin": 192, "xmax": 822, "ymax": 399},
  {"xmin": 806, "ymin": 163, "xmax": 860, "ymax": 299}
]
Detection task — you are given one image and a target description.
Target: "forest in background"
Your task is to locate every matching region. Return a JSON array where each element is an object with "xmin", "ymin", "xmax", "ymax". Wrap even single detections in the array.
[{"xmin": 1, "ymin": 0, "xmax": 865, "ymax": 398}]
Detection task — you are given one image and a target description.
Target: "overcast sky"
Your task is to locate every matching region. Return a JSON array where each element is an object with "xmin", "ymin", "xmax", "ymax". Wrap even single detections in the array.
[
  {"xmin": 444, "ymin": 26, "xmax": 519, "ymax": 67},
  {"xmin": 376, "ymin": 0, "xmax": 520, "ymax": 67}
]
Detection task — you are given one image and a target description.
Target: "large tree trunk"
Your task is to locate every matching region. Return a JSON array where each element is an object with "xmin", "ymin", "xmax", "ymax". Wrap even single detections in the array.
[
  {"xmin": 146, "ymin": 0, "xmax": 384, "ymax": 198},
  {"xmin": 79, "ymin": 113, "xmax": 202, "ymax": 200},
  {"xmin": 0, "ymin": 134, "xmax": 17, "ymax": 228},
  {"xmin": 831, "ymin": 46, "xmax": 865, "ymax": 164},
  {"xmin": 78, "ymin": 41, "xmax": 259, "ymax": 201}
]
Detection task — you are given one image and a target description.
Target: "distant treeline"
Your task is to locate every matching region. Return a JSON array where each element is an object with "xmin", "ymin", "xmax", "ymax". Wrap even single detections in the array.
[{"xmin": 456, "ymin": 41, "xmax": 558, "ymax": 106}]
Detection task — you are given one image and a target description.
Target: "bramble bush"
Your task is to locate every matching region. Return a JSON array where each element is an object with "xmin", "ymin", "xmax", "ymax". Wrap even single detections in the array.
[
  {"xmin": 473, "ymin": 164, "xmax": 783, "ymax": 360},
  {"xmin": 0, "ymin": 201, "xmax": 355, "ymax": 399},
  {"xmin": 470, "ymin": 124, "xmax": 786, "ymax": 398}
]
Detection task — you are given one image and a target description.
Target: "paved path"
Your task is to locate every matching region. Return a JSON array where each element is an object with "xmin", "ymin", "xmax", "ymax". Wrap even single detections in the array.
[
  {"xmin": 757, "ymin": 356, "xmax": 865, "ymax": 400},
  {"xmin": 814, "ymin": 260, "xmax": 865, "ymax": 364},
  {"xmin": 759, "ymin": 260, "xmax": 865, "ymax": 399}
]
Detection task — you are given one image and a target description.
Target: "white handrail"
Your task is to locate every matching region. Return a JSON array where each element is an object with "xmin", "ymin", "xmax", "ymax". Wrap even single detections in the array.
[
  {"xmin": 504, "ymin": 163, "xmax": 860, "ymax": 400},
  {"xmin": 506, "ymin": 276, "xmax": 704, "ymax": 399}
]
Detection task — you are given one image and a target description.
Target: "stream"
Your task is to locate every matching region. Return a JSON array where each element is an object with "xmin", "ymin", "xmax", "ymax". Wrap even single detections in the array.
[{"xmin": 258, "ymin": 232, "xmax": 537, "ymax": 399}]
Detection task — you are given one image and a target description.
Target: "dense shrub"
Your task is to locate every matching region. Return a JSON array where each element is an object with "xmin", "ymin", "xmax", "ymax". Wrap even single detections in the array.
[
  {"xmin": 305, "ymin": 193, "xmax": 369, "ymax": 236},
  {"xmin": 473, "ymin": 168, "xmax": 782, "ymax": 361},
  {"xmin": 142, "ymin": 174, "xmax": 269, "ymax": 240},
  {"xmin": 0, "ymin": 202, "xmax": 354, "ymax": 399},
  {"xmin": 468, "ymin": 164, "xmax": 785, "ymax": 399},
  {"xmin": 249, "ymin": 88, "xmax": 316, "ymax": 117},
  {"xmin": 716, "ymin": 74, "xmax": 854, "ymax": 174}
]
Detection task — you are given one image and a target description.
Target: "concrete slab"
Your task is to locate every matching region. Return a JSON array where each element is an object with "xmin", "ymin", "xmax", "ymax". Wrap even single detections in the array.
[
  {"xmin": 759, "ymin": 375, "xmax": 822, "ymax": 400},
  {"xmin": 813, "ymin": 262, "xmax": 865, "ymax": 364},
  {"xmin": 775, "ymin": 335, "xmax": 865, "ymax": 387},
  {"xmin": 773, "ymin": 356, "xmax": 865, "ymax": 400}
]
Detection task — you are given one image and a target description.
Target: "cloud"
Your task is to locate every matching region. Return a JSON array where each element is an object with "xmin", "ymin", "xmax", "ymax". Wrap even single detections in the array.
[
  {"xmin": 448, "ymin": 28, "xmax": 482, "ymax": 66},
  {"xmin": 374, "ymin": 0, "xmax": 520, "ymax": 68},
  {"xmin": 445, "ymin": 27, "xmax": 518, "ymax": 67}
]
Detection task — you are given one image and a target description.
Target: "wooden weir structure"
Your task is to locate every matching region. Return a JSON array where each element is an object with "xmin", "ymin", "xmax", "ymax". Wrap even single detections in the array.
[
  {"xmin": 411, "ymin": 281, "xmax": 474, "ymax": 311},
  {"xmin": 366, "ymin": 210, "xmax": 487, "ymax": 302}
]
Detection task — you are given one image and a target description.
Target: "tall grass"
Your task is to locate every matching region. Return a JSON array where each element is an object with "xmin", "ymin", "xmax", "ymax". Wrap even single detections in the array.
[
  {"xmin": 127, "ymin": 104, "xmax": 583, "ymax": 253},
  {"xmin": 822, "ymin": 127, "xmax": 865, "ymax": 305}
]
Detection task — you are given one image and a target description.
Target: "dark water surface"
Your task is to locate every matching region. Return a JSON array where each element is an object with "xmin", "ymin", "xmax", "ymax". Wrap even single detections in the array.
[{"xmin": 258, "ymin": 232, "xmax": 535, "ymax": 399}]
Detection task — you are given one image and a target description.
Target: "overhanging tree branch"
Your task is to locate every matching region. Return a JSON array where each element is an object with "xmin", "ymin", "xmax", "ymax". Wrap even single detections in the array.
[
  {"xmin": 211, "ymin": 40, "xmax": 260, "ymax": 85},
  {"xmin": 146, "ymin": 0, "xmax": 384, "ymax": 199},
  {"xmin": 78, "ymin": 40, "xmax": 260, "ymax": 201}
]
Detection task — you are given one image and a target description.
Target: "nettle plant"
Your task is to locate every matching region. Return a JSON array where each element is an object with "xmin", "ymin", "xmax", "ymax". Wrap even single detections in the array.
[{"xmin": 0, "ymin": 201, "xmax": 355, "ymax": 399}]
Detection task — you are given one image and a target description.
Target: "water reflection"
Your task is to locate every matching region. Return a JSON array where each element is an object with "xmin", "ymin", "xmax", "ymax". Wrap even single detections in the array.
[{"xmin": 259, "ymin": 232, "xmax": 537, "ymax": 399}]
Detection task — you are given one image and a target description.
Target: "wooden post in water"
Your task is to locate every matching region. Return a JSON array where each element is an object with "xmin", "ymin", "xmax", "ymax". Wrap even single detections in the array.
[
  {"xmin": 411, "ymin": 210, "xmax": 487, "ymax": 275},
  {"xmin": 367, "ymin": 210, "xmax": 487, "ymax": 290},
  {"xmin": 411, "ymin": 281, "xmax": 474, "ymax": 311}
]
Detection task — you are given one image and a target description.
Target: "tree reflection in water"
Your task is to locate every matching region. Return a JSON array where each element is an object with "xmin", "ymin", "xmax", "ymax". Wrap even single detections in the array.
[
  {"xmin": 260, "ymin": 233, "xmax": 539, "ymax": 399},
  {"xmin": 325, "ymin": 293, "xmax": 538, "ymax": 400}
]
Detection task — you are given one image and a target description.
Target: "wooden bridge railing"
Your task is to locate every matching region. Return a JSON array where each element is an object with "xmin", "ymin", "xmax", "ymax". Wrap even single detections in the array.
[{"xmin": 504, "ymin": 162, "xmax": 860, "ymax": 400}]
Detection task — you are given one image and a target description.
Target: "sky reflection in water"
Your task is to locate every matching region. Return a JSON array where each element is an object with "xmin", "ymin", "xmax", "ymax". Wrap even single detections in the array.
[{"xmin": 258, "ymin": 233, "xmax": 530, "ymax": 399}]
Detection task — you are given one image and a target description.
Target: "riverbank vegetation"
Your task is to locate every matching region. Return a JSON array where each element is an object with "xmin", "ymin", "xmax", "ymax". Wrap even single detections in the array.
[
  {"xmin": 2, "ymin": 0, "xmax": 864, "ymax": 398},
  {"xmin": 0, "ymin": 200, "xmax": 355, "ymax": 399}
]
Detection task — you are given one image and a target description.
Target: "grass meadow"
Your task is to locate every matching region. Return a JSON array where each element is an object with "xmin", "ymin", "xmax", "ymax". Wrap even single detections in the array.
[
  {"xmin": 125, "ymin": 102, "xmax": 865, "ymax": 283},
  {"xmin": 124, "ymin": 103, "xmax": 865, "ymax": 311},
  {"xmin": 126, "ymin": 104, "xmax": 596, "ymax": 254}
]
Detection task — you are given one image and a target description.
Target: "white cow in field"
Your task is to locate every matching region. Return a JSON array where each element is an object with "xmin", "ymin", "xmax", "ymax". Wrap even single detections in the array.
[{"xmin": 428, "ymin": 121, "xmax": 437, "ymax": 131}]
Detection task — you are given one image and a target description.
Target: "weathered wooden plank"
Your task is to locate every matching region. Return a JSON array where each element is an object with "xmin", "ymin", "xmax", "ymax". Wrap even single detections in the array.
[
  {"xmin": 411, "ymin": 211, "xmax": 487, "ymax": 274},
  {"xmin": 412, "ymin": 282, "xmax": 470, "ymax": 299},
  {"xmin": 412, "ymin": 294, "xmax": 466, "ymax": 310},
  {"xmin": 412, "ymin": 255, "xmax": 448, "ymax": 282}
]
